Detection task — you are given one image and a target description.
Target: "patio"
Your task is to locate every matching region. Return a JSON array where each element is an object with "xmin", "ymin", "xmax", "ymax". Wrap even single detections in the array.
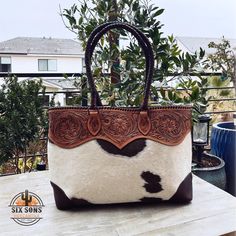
[
  {"xmin": 0, "ymin": 72, "xmax": 235, "ymax": 235},
  {"xmin": 0, "ymin": 0, "xmax": 235, "ymax": 234},
  {"xmin": 0, "ymin": 171, "xmax": 236, "ymax": 235}
]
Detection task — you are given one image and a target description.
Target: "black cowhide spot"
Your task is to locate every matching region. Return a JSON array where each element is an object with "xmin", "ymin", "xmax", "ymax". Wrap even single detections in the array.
[
  {"xmin": 50, "ymin": 181, "xmax": 93, "ymax": 210},
  {"xmin": 96, "ymin": 139, "xmax": 146, "ymax": 157},
  {"xmin": 141, "ymin": 171, "xmax": 163, "ymax": 193},
  {"xmin": 50, "ymin": 173, "xmax": 192, "ymax": 210}
]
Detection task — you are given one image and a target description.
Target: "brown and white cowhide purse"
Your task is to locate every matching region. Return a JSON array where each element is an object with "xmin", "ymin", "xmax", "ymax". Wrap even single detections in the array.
[{"xmin": 48, "ymin": 22, "xmax": 192, "ymax": 210}]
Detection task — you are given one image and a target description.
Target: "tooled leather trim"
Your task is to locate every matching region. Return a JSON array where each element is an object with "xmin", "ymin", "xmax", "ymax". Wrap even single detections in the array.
[
  {"xmin": 87, "ymin": 110, "xmax": 101, "ymax": 135},
  {"xmin": 138, "ymin": 111, "xmax": 151, "ymax": 135},
  {"xmin": 48, "ymin": 107, "xmax": 191, "ymax": 149}
]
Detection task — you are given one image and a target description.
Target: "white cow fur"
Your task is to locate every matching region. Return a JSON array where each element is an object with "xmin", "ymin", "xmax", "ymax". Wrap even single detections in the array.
[{"xmin": 48, "ymin": 133, "xmax": 192, "ymax": 204}]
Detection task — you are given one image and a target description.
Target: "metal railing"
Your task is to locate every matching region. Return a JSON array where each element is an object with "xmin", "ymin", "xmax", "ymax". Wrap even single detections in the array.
[
  {"xmin": 0, "ymin": 72, "xmax": 235, "ymax": 176},
  {"xmin": 0, "ymin": 72, "xmax": 235, "ymax": 113}
]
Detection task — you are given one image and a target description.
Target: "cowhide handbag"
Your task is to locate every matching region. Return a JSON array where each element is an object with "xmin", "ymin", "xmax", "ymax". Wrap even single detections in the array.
[{"xmin": 48, "ymin": 22, "xmax": 192, "ymax": 210}]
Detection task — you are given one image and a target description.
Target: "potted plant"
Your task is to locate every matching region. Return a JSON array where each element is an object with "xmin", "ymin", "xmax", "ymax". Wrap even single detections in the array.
[
  {"xmin": 203, "ymin": 38, "xmax": 236, "ymax": 195},
  {"xmin": 191, "ymin": 114, "xmax": 226, "ymax": 190},
  {"xmin": 62, "ymin": 0, "xmax": 226, "ymax": 189},
  {"xmin": 158, "ymin": 78, "xmax": 226, "ymax": 190}
]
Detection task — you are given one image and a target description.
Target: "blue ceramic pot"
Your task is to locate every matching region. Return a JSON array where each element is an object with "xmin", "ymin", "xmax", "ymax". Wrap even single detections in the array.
[{"xmin": 211, "ymin": 122, "xmax": 236, "ymax": 196}]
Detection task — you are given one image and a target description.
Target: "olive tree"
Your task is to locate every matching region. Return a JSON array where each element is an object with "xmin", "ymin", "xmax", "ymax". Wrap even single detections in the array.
[
  {"xmin": 205, "ymin": 37, "xmax": 236, "ymax": 93},
  {"xmin": 62, "ymin": 0, "xmax": 206, "ymax": 110}
]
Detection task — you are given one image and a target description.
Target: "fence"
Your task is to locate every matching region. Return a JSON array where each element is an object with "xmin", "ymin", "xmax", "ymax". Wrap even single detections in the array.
[
  {"xmin": 1, "ymin": 72, "xmax": 235, "ymax": 110},
  {"xmin": 0, "ymin": 72, "xmax": 235, "ymax": 175}
]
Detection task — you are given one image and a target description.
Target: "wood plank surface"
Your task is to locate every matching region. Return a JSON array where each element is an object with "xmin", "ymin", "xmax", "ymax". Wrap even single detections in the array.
[{"xmin": 0, "ymin": 171, "xmax": 235, "ymax": 236}]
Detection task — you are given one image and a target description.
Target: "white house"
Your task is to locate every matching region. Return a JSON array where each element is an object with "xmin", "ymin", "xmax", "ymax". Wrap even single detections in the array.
[
  {"xmin": 1, "ymin": 36, "xmax": 235, "ymax": 105},
  {"xmin": 0, "ymin": 37, "xmax": 85, "ymax": 105},
  {"xmin": 0, "ymin": 37, "xmax": 84, "ymax": 73},
  {"xmin": 175, "ymin": 36, "xmax": 236, "ymax": 55}
]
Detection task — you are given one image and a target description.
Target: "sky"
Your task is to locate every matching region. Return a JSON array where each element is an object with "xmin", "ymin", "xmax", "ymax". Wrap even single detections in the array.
[{"xmin": 0, "ymin": 0, "xmax": 236, "ymax": 42}]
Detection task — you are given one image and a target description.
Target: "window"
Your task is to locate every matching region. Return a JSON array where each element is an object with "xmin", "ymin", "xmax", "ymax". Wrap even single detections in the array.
[
  {"xmin": 38, "ymin": 95, "xmax": 50, "ymax": 107},
  {"xmin": 38, "ymin": 59, "xmax": 57, "ymax": 71},
  {"xmin": 0, "ymin": 56, "xmax": 11, "ymax": 72},
  {"xmin": 48, "ymin": 59, "xmax": 57, "ymax": 71},
  {"xmin": 66, "ymin": 92, "xmax": 81, "ymax": 105}
]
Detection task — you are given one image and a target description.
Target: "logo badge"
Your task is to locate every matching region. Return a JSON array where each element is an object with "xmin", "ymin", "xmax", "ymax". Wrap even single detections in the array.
[{"xmin": 9, "ymin": 190, "xmax": 44, "ymax": 226}]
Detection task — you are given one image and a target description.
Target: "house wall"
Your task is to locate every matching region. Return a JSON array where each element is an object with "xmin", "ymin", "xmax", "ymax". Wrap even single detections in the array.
[
  {"xmin": 0, "ymin": 54, "xmax": 84, "ymax": 73},
  {"xmin": 0, "ymin": 53, "xmax": 83, "ymax": 106},
  {"xmin": 45, "ymin": 87, "xmax": 65, "ymax": 105}
]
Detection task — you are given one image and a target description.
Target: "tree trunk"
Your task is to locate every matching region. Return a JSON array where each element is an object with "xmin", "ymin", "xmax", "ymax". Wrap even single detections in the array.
[
  {"xmin": 108, "ymin": 0, "xmax": 120, "ymax": 84},
  {"xmin": 233, "ymin": 56, "xmax": 236, "ymax": 94},
  {"xmin": 24, "ymin": 147, "xmax": 27, "ymax": 173},
  {"xmin": 14, "ymin": 152, "xmax": 20, "ymax": 174}
]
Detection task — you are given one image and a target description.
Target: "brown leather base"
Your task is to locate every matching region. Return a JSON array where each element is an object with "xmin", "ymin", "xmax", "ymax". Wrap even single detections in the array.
[
  {"xmin": 50, "ymin": 173, "xmax": 192, "ymax": 210},
  {"xmin": 169, "ymin": 173, "xmax": 192, "ymax": 203},
  {"xmin": 50, "ymin": 181, "xmax": 93, "ymax": 210}
]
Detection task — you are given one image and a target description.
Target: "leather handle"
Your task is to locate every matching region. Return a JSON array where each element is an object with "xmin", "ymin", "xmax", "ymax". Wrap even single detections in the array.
[
  {"xmin": 85, "ymin": 21, "xmax": 154, "ymax": 110},
  {"xmin": 88, "ymin": 22, "xmax": 152, "ymax": 107}
]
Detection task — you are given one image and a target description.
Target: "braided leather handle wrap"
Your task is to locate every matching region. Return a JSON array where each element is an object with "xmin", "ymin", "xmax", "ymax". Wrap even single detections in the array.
[{"xmin": 85, "ymin": 21, "xmax": 154, "ymax": 110}]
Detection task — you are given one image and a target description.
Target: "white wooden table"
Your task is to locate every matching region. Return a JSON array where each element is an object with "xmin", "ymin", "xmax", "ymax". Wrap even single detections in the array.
[{"xmin": 0, "ymin": 171, "xmax": 236, "ymax": 236}]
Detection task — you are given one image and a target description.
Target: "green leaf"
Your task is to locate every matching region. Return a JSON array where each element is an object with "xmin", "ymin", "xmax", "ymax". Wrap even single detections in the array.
[
  {"xmin": 153, "ymin": 9, "xmax": 164, "ymax": 18},
  {"xmin": 219, "ymin": 89, "xmax": 231, "ymax": 96},
  {"xmin": 101, "ymin": 36, "xmax": 105, "ymax": 47},
  {"xmin": 170, "ymin": 56, "xmax": 181, "ymax": 67},
  {"xmin": 191, "ymin": 86, "xmax": 200, "ymax": 100},
  {"xmin": 132, "ymin": 1, "xmax": 139, "ymax": 11},
  {"xmin": 199, "ymin": 47, "xmax": 205, "ymax": 58},
  {"xmin": 79, "ymin": 16, "xmax": 83, "ymax": 25},
  {"xmin": 93, "ymin": 67, "xmax": 102, "ymax": 77},
  {"xmin": 168, "ymin": 90, "xmax": 173, "ymax": 100},
  {"xmin": 185, "ymin": 52, "xmax": 192, "ymax": 62}
]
